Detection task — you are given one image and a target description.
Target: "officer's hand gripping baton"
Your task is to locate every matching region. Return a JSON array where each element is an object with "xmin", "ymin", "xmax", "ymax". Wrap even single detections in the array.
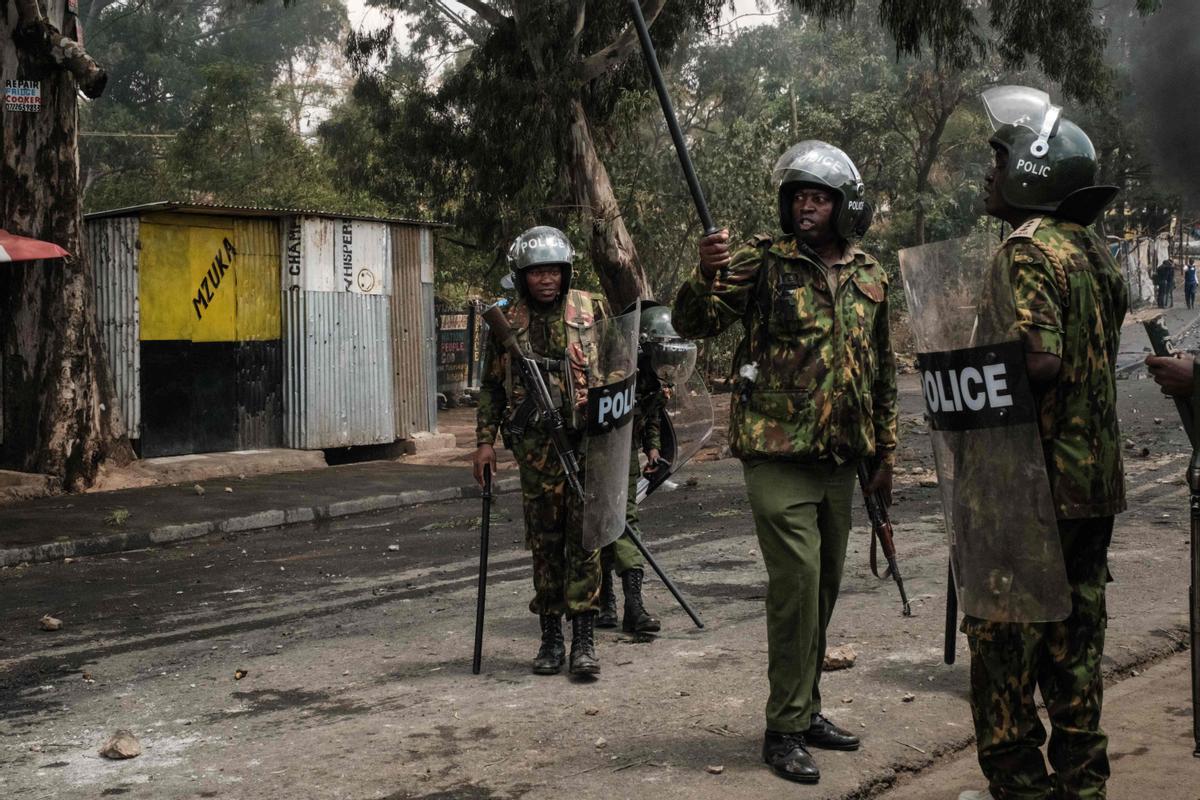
[
  {"xmin": 856, "ymin": 462, "xmax": 912, "ymax": 617},
  {"xmin": 472, "ymin": 464, "xmax": 493, "ymax": 675}
]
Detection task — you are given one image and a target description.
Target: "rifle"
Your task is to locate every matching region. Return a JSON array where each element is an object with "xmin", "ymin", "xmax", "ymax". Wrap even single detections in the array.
[
  {"xmin": 482, "ymin": 303, "xmax": 703, "ymax": 628},
  {"xmin": 1142, "ymin": 315, "xmax": 1200, "ymax": 756},
  {"xmin": 472, "ymin": 465, "xmax": 492, "ymax": 675},
  {"xmin": 857, "ymin": 462, "xmax": 912, "ymax": 617}
]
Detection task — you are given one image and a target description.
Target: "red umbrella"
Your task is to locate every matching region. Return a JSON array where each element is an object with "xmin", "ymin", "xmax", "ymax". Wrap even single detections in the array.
[{"xmin": 0, "ymin": 229, "xmax": 70, "ymax": 263}]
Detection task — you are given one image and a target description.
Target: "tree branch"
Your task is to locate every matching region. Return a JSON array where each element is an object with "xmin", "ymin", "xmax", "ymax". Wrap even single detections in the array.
[
  {"xmin": 568, "ymin": 0, "xmax": 586, "ymax": 58},
  {"xmin": 15, "ymin": 0, "xmax": 108, "ymax": 98},
  {"xmin": 456, "ymin": 0, "xmax": 507, "ymax": 28},
  {"xmin": 580, "ymin": 0, "xmax": 669, "ymax": 84}
]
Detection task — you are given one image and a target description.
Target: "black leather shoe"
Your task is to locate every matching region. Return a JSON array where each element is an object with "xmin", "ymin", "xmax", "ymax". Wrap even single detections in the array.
[
  {"xmin": 597, "ymin": 567, "xmax": 618, "ymax": 629},
  {"xmin": 762, "ymin": 730, "xmax": 820, "ymax": 784},
  {"xmin": 805, "ymin": 713, "xmax": 860, "ymax": 751}
]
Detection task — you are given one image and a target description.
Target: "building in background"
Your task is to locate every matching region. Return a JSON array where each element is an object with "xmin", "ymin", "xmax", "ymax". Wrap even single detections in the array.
[{"xmin": 85, "ymin": 202, "xmax": 442, "ymax": 458}]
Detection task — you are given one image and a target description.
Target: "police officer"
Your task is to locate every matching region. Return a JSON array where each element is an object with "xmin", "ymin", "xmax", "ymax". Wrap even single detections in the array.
[
  {"xmin": 598, "ymin": 303, "xmax": 691, "ymax": 634},
  {"xmin": 473, "ymin": 226, "xmax": 606, "ymax": 678},
  {"xmin": 673, "ymin": 141, "xmax": 898, "ymax": 784},
  {"xmin": 958, "ymin": 87, "xmax": 1128, "ymax": 800}
]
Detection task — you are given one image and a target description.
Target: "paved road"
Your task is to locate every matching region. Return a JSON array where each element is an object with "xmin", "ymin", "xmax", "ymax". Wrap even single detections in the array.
[{"xmin": 0, "ymin": 376, "xmax": 1195, "ymax": 799}]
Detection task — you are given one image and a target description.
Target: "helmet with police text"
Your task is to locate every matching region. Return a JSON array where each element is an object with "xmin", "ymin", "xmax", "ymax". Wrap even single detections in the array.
[
  {"xmin": 506, "ymin": 225, "xmax": 574, "ymax": 299},
  {"xmin": 638, "ymin": 302, "xmax": 696, "ymax": 386},
  {"xmin": 772, "ymin": 140, "xmax": 873, "ymax": 240},
  {"xmin": 982, "ymin": 85, "xmax": 1118, "ymax": 225}
]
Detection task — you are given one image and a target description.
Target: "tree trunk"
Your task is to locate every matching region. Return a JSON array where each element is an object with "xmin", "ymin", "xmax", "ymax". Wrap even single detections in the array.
[
  {"xmin": 1, "ymin": 0, "xmax": 131, "ymax": 489},
  {"xmin": 563, "ymin": 97, "xmax": 651, "ymax": 309}
]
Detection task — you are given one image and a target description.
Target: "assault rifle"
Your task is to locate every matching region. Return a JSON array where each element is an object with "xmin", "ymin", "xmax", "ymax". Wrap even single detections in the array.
[
  {"xmin": 856, "ymin": 463, "xmax": 912, "ymax": 617},
  {"xmin": 1143, "ymin": 315, "xmax": 1200, "ymax": 756}
]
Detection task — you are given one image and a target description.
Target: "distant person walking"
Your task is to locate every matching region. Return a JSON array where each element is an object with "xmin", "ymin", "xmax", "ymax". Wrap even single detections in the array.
[
  {"xmin": 1185, "ymin": 259, "xmax": 1197, "ymax": 309},
  {"xmin": 1157, "ymin": 259, "xmax": 1174, "ymax": 307}
]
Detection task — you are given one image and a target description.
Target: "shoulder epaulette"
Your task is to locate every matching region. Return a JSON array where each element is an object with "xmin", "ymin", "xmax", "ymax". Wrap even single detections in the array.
[
  {"xmin": 1004, "ymin": 216, "xmax": 1044, "ymax": 244},
  {"xmin": 748, "ymin": 233, "xmax": 773, "ymax": 248}
]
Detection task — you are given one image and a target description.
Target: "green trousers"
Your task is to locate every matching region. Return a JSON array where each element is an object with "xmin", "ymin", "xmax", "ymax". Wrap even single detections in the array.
[
  {"xmin": 603, "ymin": 448, "xmax": 648, "ymax": 575},
  {"xmin": 963, "ymin": 517, "xmax": 1113, "ymax": 800},
  {"xmin": 513, "ymin": 433, "xmax": 601, "ymax": 618},
  {"xmin": 743, "ymin": 458, "xmax": 856, "ymax": 733}
]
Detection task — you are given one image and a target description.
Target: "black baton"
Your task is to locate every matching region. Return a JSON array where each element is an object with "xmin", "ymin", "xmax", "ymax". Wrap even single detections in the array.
[
  {"xmin": 627, "ymin": 0, "xmax": 719, "ymax": 239},
  {"xmin": 472, "ymin": 465, "xmax": 493, "ymax": 675},
  {"xmin": 944, "ymin": 559, "xmax": 957, "ymax": 665},
  {"xmin": 624, "ymin": 523, "xmax": 704, "ymax": 629}
]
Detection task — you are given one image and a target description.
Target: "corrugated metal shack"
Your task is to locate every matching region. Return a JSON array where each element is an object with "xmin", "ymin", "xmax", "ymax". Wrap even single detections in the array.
[{"xmin": 86, "ymin": 202, "xmax": 441, "ymax": 457}]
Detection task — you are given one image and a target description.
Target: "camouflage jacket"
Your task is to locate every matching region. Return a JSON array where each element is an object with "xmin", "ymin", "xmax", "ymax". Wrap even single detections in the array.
[
  {"xmin": 995, "ymin": 215, "xmax": 1128, "ymax": 519},
  {"xmin": 476, "ymin": 290, "xmax": 609, "ymax": 447},
  {"xmin": 672, "ymin": 235, "xmax": 898, "ymax": 465}
]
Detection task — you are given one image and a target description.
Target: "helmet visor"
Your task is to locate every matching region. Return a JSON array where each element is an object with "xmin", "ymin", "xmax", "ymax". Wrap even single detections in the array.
[
  {"xmin": 982, "ymin": 85, "xmax": 1062, "ymax": 157},
  {"xmin": 771, "ymin": 140, "xmax": 861, "ymax": 190},
  {"xmin": 647, "ymin": 339, "xmax": 697, "ymax": 385}
]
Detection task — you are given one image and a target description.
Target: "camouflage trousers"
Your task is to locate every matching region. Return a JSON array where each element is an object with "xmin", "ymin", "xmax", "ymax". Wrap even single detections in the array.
[
  {"xmin": 513, "ymin": 432, "xmax": 601, "ymax": 619},
  {"xmin": 963, "ymin": 516, "xmax": 1114, "ymax": 800},
  {"xmin": 603, "ymin": 447, "xmax": 647, "ymax": 575}
]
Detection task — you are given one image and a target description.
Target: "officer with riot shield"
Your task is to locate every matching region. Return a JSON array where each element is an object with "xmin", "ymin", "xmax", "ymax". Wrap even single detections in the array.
[
  {"xmin": 673, "ymin": 141, "xmax": 898, "ymax": 785},
  {"xmin": 473, "ymin": 226, "xmax": 637, "ymax": 679},
  {"xmin": 901, "ymin": 87, "xmax": 1127, "ymax": 800},
  {"xmin": 598, "ymin": 302, "xmax": 700, "ymax": 634}
]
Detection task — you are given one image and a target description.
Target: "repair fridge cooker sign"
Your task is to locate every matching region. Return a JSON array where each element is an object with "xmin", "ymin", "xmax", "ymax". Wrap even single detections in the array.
[
  {"xmin": 4, "ymin": 80, "xmax": 41, "ymax": 112},
  {"xmin": 916, "ymin": 341, "xmax": 1036, "ymax": 432}
]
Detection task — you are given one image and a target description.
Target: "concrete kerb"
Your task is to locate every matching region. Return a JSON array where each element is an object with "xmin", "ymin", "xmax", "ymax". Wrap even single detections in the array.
[{"xmin": 0, "ymin": 474, "xmax": 523, "ymax": 568}]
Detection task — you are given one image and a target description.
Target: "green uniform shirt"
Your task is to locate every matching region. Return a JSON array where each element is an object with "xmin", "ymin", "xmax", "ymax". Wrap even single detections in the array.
[
  {"xmin": 997, "ymin": 216, "xmax": 1128, "ymax": 519},
  {"xmin": 672, "ymin": 234, "xmax": 898, "ymax": 466}
]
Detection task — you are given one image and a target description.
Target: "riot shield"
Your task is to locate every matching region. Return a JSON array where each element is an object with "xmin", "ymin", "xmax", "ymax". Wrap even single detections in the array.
[
  {"xmin": 637, "ymin": 370, "xmax": 714, "ymax": 503},
  {"xmin": 581, "ymin": 307, "xmax": 641, "ymax": 550},
  {"xmin": 899, "ymin": 233, "xmax": 1070, "ymax": 623}
]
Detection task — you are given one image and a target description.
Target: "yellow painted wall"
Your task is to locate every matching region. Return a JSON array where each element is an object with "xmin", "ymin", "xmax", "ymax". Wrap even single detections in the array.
[
  {"xmin": 138, "ymin": 213, "xmax": 281, "ymax": 342},
  {"xmin": 232, "ymin": 218, "xmax": 281, "ymax": 342}
]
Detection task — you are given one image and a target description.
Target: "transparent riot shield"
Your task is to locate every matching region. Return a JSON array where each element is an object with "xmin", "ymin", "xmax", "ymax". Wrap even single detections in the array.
[
  {"xmin": 899, "ymin": 233, "xmax": 1070, "ymax": 623},
  {"xmin": 581, "ymin": 307, "xmax": 641, "ymax": 550},
  {"xmin": 637, "ymin": 370, "xmax": 714, "ymax": 503}
]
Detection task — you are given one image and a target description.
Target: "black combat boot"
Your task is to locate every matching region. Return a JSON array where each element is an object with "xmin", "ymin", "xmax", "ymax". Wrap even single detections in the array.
[
  {"xmin": 568, "ymin": 612, "xmax": 600, "ymax": 677},
  {"xmin": 597, "ymin": 566, "xmax": 619, "ymax": 629},
  {"xmin": 804, "ymin": 713, "xmax": 860, "ymax": 751},
  {"xmin": 531, "ymin": 614, "xmax": 565, "ymax": 675},
  {"xmin": 620, "ymin": 568, "xmax": 661, "ymax": 633}
]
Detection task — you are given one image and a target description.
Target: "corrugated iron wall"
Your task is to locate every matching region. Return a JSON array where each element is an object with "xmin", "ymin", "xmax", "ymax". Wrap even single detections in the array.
[
  {"xmin": 87, "ymin": 216, "xmax": 142, "ymax": 438},
  {"xmin": 231, "ymin": 218, "xmax": 283, "ymax": 450},
  {"xmin": 390, "ymin": 226, "xmax": 436, "ymax": 438},
  {"xmin": 283, "ymin": 291, "xmax": 396, "ymax": 449}
]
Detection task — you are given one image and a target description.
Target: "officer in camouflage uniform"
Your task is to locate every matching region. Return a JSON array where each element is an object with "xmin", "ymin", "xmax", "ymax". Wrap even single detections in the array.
[
  {"xmin": 473, "ymin": 226, "xmax": 607, "ymax": 678},
  {"xmin": 958, "ymin": 88, "xmax": 1128, "ymax": 800},
  {"xmin": 672, "ymin": 141, "xmax": 898, "ymax": 784}
]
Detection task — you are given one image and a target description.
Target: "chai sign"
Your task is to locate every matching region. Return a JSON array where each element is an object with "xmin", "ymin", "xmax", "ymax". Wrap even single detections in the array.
[
  {"xmin": 586, "ymin": 373, "xmax": 637, "ymax": 435},
  {"xmin": 915, "ymin": 341, "xmax": 1037, "ymax": 432}
]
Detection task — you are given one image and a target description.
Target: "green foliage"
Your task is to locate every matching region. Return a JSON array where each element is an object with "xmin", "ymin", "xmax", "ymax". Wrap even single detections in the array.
[
  {"xmin": 786, "ymin": 0, "xmax": 1157, "ymax": 103},
  {"xmin": 80, "ymin": 0, "xmax": 351, "ymax": 211}
]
